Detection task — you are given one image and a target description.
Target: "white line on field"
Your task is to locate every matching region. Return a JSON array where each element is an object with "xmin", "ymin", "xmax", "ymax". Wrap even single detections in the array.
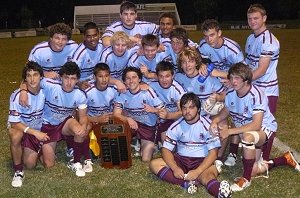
[{"xmin": 273, "ymin": 137, "xmax": 300, "ymax": 161}]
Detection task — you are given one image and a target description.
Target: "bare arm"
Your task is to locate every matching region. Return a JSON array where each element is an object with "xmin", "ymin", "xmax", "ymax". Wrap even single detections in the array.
[
  {"xmin": 102, "ymin": 36, "xmax": 111, "ymax": 47},
  {"xmin": 113, "ymin": 107, "xmax": 138, "ymax": 130},
  {"xmin": 10, "ymin": 122, "xmax": 50, "ymax": 141},
  {"xmin": 252, "ymin": 56, "xmax": 271, "ymax": 81},
  {"xmin": 162, "ymin": 147, "xmax": 185, "ymax": 179}
]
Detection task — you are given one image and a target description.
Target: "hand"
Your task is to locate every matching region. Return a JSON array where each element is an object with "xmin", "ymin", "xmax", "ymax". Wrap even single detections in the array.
[
  {"xmin": 115, "ymin": 81, "xmax": 127, "ymax": 93},
  {"xmin": 98, "ymin": 113, "xmax": 112, "ymax": 123},
  {"xmin": 173, "ymin": 167, "xmax": 185, "ymax": 179},
  {"xmin": 185, "ymin": 170, "xmax": 200, "ymax": 181},
  {"xmin": 127, "ymin": 117, "xmax": 138, "ymax": 130},
  {"xmin": 220, "ymin": 78, "xmax": 232, "ymax": 89},
  {"xmin": 78, "ymin": 80, "xmax": 91, "ymax": 90},
  {"xmin": 198, "ymin": 63, "xmax": 208, "ymax": 76},
  {"xmin": 157, "ymin": 43, "xmax": 165, "ymax": 52},
  {"xmin": 35, "ymin": 131, "xmax": 50, "ymax": 142},
  {"xmin": 209, "ymin": 121, "xmax": 220, "ymax": 137},
  {"xmin": 208, "ymin": 93, "xmax": 218, "ymax": 104},
  {"xmin": 143, "ymin": 103, "xmax": 157, "ymax": 113},
  {"xmin": 140, "ymin": 64, "xmax": 149, "ymax": 77},
  {"xmin": 75, "ymin": 125, "xmax": 88, "ymax": 138},
  {"xmin": 19, "ymin": 90, "xmax": 29, "ymax": 107},
  {"xmin": 44, "ymin": 71, "xmax": 59, "ymax": 79},
  {"xmin": 140, "ymin": 83, "xmax": 149, "ymax": 91},
  {"xmin": 158, "ymin": 107, "xmax": 168, "ymax": 119},
  {"xmin": 219, "ymin": 128, "xmax": 230, "ymax": 140}
]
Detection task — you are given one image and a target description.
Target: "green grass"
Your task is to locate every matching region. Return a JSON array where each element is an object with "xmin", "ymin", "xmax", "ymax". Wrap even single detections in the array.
[{"xmin": 1, "ymin": 30, "xmax": 300, "ymax": 197}]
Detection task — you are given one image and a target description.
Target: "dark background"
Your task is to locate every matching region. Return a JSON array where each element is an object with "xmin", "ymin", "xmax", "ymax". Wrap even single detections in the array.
[{"xmin": 0, "ymin": 0, "xmax": 299, "ymax": 29}]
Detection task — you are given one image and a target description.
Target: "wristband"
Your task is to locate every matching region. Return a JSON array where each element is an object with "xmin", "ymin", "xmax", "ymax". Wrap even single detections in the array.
[{"xmin": 24, "ymin": 126, "xmax": 30, "ymax": 133}]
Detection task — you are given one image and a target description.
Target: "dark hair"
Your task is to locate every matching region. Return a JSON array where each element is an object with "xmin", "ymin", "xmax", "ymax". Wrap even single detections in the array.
[
  {"xmin": 201, "ymin": 19, "xmax": 221, "ymax": 32},
  {"xmin": 159, "ymin": 12, "xmax": 178, "ymax": 25},
  {"xmin": 83, "ymin": 22, "xmax": 99, "ymax": 35},
  {"xmin": 49, "ymin": 23, "xmax": 72, "ymax": 40},
  {"xmin": 155, "ymin": 61, "xmax": 174, "ymax": 76},
  {"xmin": 59, "ymin": 62, "xmax": 81, "ymax": 79},
  {"xmin": 170, "ymin": 27, "xmax": 189, "ymax": 47},
  {"xmin": 22, "ymin": 61, "xmax": 43, "ymax": 80},
  {"xmin": 93, "ymin": 63, "xmax": 110, "ymax": 75},
  {"xmin": 228, "ymin": 62, "xmax": 252, "ymax": 84},
  {"xmin": 120, "ymin": 1, "xmax": 136, "ymax": 14},
  {"xmin": 180, "ymin": 92, "xmax": 201, "ymax": 111},
  {"xmin": 122, "ymin": 66, "xmax": 142, "ymax": 82},
  {"xmin": 141, "ymin": 34, "xmax": 160, "ymax": 47}
]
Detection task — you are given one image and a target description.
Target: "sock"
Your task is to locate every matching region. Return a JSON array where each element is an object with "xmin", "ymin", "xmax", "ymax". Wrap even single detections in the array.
[
  {"xmin": 206, "ymin": 179, "xmax": 220, "ymax": 197},
  {"xmin": 13, "ymin": 163, "xmax": 23, "ymax": 172},
  {"xmin": 82, "ymin": 138, "xmax": 91, "ymax": 160},
  {"xmin": 229, "ymin": 143, "xmax": 239, "ymax": 156},
  {"xmin": 262, "ymin": 133, "xmax": 276, "ymax": 160},
  {"xmin": 242, "ymin": 158, "xmax": 255, "ymax": 181},
  {"xmin": 156, "ymin": 167, "xmax": 185, "ymax": 186},
  {"xmin": 73, "ymin": 141, "xmax": 83, "ymax": 163},
  {"xmin": 65, "ymin": 136, "xmax": 74, "ymax": 150},
  {"xmin": 268, "ymin": 155, "xmax": 287, "ymax": 170}
]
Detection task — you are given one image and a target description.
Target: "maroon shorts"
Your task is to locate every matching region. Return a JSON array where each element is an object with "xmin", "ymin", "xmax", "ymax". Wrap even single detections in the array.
[
  {"xmin": 136, "ymin": 122, "xmax": 157, "ymax": 142},
  {"xmin": 267, "ymin": 96, "xmax": 278, "ymax": 115},
  {"xmin": 174, "ymin": 153, "xmax": 205, "ymax": 173},
  {"xmin": 41, "ymin": 117, "xmax": 72, "ymax": 144},
  {"xmin": 22, "ymin": 133, "xmax": 43, "ymax": 153},
  {"xmin": 156, "ymin": 120, "xmax": 175, "ymax": 142}
]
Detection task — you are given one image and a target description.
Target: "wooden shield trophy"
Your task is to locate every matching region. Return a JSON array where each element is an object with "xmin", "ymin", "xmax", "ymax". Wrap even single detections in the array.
[{"xmin": 92, "ymin": 116, "xmax": 132, "ymax": 169}]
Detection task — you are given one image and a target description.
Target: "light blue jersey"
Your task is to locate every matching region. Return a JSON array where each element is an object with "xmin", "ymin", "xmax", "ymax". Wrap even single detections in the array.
[
  {"xmin": 100, "ymin": 46, "xmax": 138, "ymax": 80},
  {"xmin": 129, "ymin": 51, "xmax": 170, "ymax": 83},
  {"xmin": 85, "ymin": 84, "xmax": 118, "ymax": 117},
  {"xmin": 225, "ymin": 84, "xmax": 277, "ymax": 134},
  {"xmin": 245, "ymin": 30, "xmax": 280, "ymax": 97},
  {"xmin": 28, "ymin": 40, "xmax": 78, "ymax": 72},
  {"xmin": 8, "ymin": 89, "xmax": 45, "ymax": 130},
  {"xmin": 41, "ymin": 78, "xmax": 87, "ymax": 125},
  {"xmin": 163, "ymin": 115, "xmax": 221, "ymax": 157},
  {"xmin": 198, "ymin": 37, "xmax": 244, "ymax": 72},
  {"xmin": 114, "ymin": 87, "xmax": 164, "ymax": 126},
  {"xmin": 72, "ymin": 42, "xmax": 104, "ymax": 81},
  {"xmin": 102, "ymin": 20, "xmax": 158, "ymax": 38}
]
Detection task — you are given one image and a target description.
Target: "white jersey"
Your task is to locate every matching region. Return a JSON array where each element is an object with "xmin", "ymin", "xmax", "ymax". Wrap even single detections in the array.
[
  {"xmin": 28, "ymin": 40, "xmax": 78, "ymax": 72},
  {"xmin": 149, "ymin": 80, "xmax": 185, "ymax": 113},
  {"xmin": 225, "ymin": 84, "xmax": 277, "ymax": 133},
  {"xmin": 198, "ymin": 37, "xmax": 244, "ymax": 71},
  {"xmin": 85, "ymin": 84, "xmax": 118, "ymax": 117},
  {"xmin": 164, "ymin": 46, "xmax": 179, "ymax": 73},
  {"xmin": 72, "ymin": 42, "xmax": 104, "ymax": 81},
  {"xmin": 100, "ymin": 46, "xmax": 138, "ymax": 80},
  {"xmin": 128, "ymin": 51, "xmax": 170, "ymax": 83},
  {"xmin": 8, "ymin": 89, "xmax": 45, "ymax": 130},
  {"xmin": 163, "ymin": 115, "xmax": 221, "ymax": 158},
  {"xmin": 114, "ymin": 87, "xmax": 164, "ymax": 127},
  {"xmin": 245, "ymin": 29, "xmax": 280, "ymax": 97},
  {"xmin": 41, "ymin": 78, "xmax": 87, "ymax": 125},
  {"xmin": 102, "ymin": 20, "xmax": 158, "ymax": 38}
]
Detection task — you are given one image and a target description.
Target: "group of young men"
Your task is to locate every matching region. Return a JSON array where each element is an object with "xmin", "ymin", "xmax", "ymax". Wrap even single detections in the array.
[{"xmin": 8, "ymin": 1, "xmax": 299, "ymax": 197}]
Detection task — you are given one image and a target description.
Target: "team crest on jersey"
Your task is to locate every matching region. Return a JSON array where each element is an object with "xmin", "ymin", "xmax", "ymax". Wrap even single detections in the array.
[
  {"xmin": 244, "ymin": 106, "xmax": 249, "ymax": 114},
  {"xmin": 230, "ymin": 102, "xmax": 234, "ymax": 106},
  {"xmin": 142, "ymin": 99, "xmax": 146, "ymax": 104},
  {"xmin": 87, "ymin": 59, "xmax": 91, "ymax": 63},
  {"xmin": 199, "ymin": 85, "xmax": 205, "ymax": 92},
  {"xmin": 90, "ymin": 99, "xmax": 94, "ymax": 104},
  {"xmin": 47, "ymin": 59, "xmax": 50, "ymax": 62},
  {"xmin": 199, "ymin": 133, "xmax": 204, "ymax": 141}
]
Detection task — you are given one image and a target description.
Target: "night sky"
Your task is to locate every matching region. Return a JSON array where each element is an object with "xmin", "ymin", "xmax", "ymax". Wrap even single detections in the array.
[{"xmin": 0, "ymin": 0, "xmax": 299, "ymax": 29}]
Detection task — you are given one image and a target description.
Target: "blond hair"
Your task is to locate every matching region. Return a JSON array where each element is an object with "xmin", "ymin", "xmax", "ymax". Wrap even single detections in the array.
[
  {"xmin": 110, "ymin": 31, "xmax": 131, "ymax": 46},
  {"xmin": 247, "ymin": 4, "xmax": 266, "ymax": 16},
  {"xmin": 177, "ymin": 47, "xmax": 202, "ymax": 73}
]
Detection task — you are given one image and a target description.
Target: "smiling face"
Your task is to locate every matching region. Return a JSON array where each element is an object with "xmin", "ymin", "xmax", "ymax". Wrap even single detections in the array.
[
  {"xmin": 26, "ymin": 70, "xmax": 42, "ymax": 92},
  {"xmin": 143, "ymin": 45, "xmax": 158, "ymax": 60},
  {"xmin": 50, "ymin": 33, "xmax": 68, "ymax": 52},
  {"xmin": 247, "ymin": 11, "xmax": 267, "ymax": 35},
  {"xmin": 124, "ymin": 71, "xmax": 141, "ymax": 93},
  {"xmin": 61, "ymin": 74, "xmax": 78, "ymax": 92},
  {"xmin": 180, "ymin": 56, "xmax": 198, "ymax": 77},
  {"xmin": 171, "ymin": 38, "xmax": 185, "ymax": 54},
  {"xmin": 84, "ymin": 28, "xmax": 100, "ymax": 50},
  {"xmin": 112, "ymin": 39, "xmax": 128, "ymax": 56},
  {"xmin": 159, "ymin": 17, "xmax": 175, "ymax": 38}
]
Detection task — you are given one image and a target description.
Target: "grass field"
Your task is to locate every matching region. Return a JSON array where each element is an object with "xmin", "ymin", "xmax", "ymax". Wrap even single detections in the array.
[{"xmin": 0, "ymin": 30, "xmax": 300, "ymax": 197}]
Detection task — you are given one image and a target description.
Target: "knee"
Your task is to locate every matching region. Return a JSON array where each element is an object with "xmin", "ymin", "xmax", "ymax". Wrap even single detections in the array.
[
  {"xmin": 24, "ymin": 162, "xmax": 37, "ymax": 169},
  {"xmin": 9, "ymin": 130, "xmax": 23, "ymax": 146},
  {"xmin": 149, "ymin": 158, "xmax": 164, "ymax": 174}
]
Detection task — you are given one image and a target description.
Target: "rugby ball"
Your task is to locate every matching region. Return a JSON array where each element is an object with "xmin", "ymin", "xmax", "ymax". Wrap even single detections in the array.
[{"xmin": 203, "ymin": 99, "xmax": 224, "ymax": 116}]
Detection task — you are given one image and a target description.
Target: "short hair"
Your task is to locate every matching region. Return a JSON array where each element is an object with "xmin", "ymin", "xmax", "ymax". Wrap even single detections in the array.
[
  {"xmin": 177, "ymin": 47, "xmax": 202, "ymax": 73},
  {"xmin": 180, "ymin": 92, "xmax": 201, "ymax": 111},
  {"xmin": 247, "ymin": 4, "xmax": 267, "ymax": 16},
  {"xmin": 93, "ymin": 63, "xmax": 110, "ymax": 76},
  {"xmin": 83, "ymin": 22, "xmax": 99, "ymax": 35},
  {"xmin": 228, "ymin": 62, "xmax": 253, "ymax": 84},
  {"xmin": 49, "ymin": 23, "xmax": 72, "ymax": 40},
  {"xmin": 120, "ymin": 1, "xmax": 136, "ymax": 14},
  {"xmin": 122, "ymin": 66, "xmax": 142, "ymax": 82},
  {"xmin": 155, "ymin": 61, "xmax": 174, "ymax": 76},
  {"xmin": 201, "ymin": 19, "xmax": 221, "ymax": 32},
  {"xmin": 159, "ymin": 12, "xmax": 178, "ymax": 25},
  {"xmin": 170, "ymin": 27, "xmax": 189, "ymax": 47},
  {"xmin": 22, "ymin": 61, "xmax": 43, "ymax": 80},
  {"xmin": 141, "ymin": 34, "xmax": 160, "ymax": 48},
  {"xmin": 110, "ymin": 31, "xmax": 131, "ymax": 46},
  {"xmin": 59, "ymin": 62, "xmax": 81, "ymax": 79}
]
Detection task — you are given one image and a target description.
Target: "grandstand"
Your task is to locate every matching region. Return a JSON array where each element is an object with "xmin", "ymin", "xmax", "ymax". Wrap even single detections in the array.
[{"xmin": 73, "ymin": 3, "xmax": 181, "ymax": 32}]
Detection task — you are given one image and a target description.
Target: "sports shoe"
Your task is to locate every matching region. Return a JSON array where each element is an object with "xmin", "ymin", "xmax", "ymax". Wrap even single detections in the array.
[
  {"xmin": 215, "ymin": 160, "xmax": 223, "ymax": 173},
  {"xmin": 231, "ymin": 177, "xmax": 251, "ymax": 192},
  {"xmin": 11, "ymin": 170, "xmax": 24, "ymax": 187},
  {"xmin": 83, "ymin": 159, "xmax": 93, "ymax": 173},
  {"xmin": 224, "ymin": 153, "xmax": 237, "ymax": 167},
  {"xmin": 66, "ymin": 147, "xmax": 74, "ymax": 158},
  {"xmin": 184, "ymin": 180, "xmax": 198, "ymax": 194},
  {"xmin": 218, "ymin": 180, "xmax": 232, "ymax": 198},
  {"xmin": 283, "ymin": 151, "xmax": 300, "ymax": 171},
  {"xmin": 67, "ymin": 161, "xmax": 85, "ymax": 177}
]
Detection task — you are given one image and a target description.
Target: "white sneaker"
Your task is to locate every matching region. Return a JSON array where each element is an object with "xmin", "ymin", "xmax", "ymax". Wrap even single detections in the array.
[
  {"xmin": 218, "ymin": 180, "xmax": 232, "ymax": 198},
  {"xmin": 224, "ymin": 153, "xmax": 237, "ymax": 167},
  {"xmin": 11, "ymin": 170, "xmax": 24, "ymax": 187},
  {"xmin": 215, "ymin": 160, "xmax": 223, "ymax": 173},
  {"xmin": 68, "ymin": 161, "xmax": 85, "ymax": 177},
  {"xmin": 231, "ymin": 177, "xmax": 251, "ymax": 192},
  {"xmin": 83, "ymin": 159, "xmax": 93, "ymax": 173},
  {"xmin": 184, "ymin": 181, "xmax": 198, "ymax": 194}
]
